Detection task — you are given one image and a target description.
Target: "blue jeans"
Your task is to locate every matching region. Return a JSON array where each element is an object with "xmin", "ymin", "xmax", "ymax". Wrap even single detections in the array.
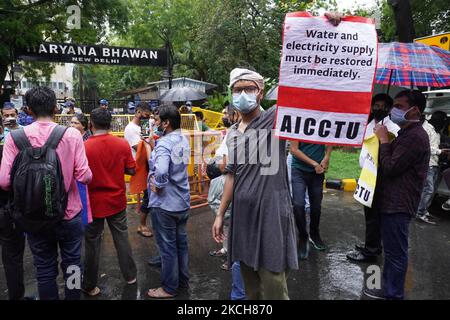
[
  {"xmin": 381, "ymin": 212, "xmax": 411, "ymax": 300},
  {"xmin": 231, "ymin": 262, "xmax": 246, "ymax": 300},
  {"xmin": 27, "ymin": 213, "xmax": 83, "ymax": 300},
  {"xmin": 291, "ymin": 168, "xmax": 324, "ymax": 239},
  {"xmin": 150, "ymin": 207, "xmax": 189, "ymax": 295},
  {"xmin": 417, "ymin": 166, "xmax": 439, "ymax": 216}
]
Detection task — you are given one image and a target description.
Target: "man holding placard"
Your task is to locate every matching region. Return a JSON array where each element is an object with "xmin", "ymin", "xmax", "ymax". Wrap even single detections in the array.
[{"xmin": 212, "ymin": 12, "xmax": 344, "ymax": 300}]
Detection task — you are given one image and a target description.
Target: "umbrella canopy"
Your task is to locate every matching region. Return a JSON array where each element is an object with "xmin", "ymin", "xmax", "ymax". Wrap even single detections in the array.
[
  {"xmin": 159, "ymin": 86, "xmax": 207, "ymax": 102},
  {"xmin": 376, "ymin": 42, "xmax": 450, "ymax": 88}
]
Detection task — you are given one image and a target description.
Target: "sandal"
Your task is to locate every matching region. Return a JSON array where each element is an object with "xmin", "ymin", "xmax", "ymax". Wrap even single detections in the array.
[
  {"xmin": 137, "ymin": 226, "xmax": 153, "ymax": 238},
  {"xmin": 147, "ymin": 287, "xmax": 176, "ymax": 299},
  {"xmin": 83, "ymin": 286, "xmax": 101, "ymax": 297},
  {"xmin": 209, "ymin": 249, "xmax": 227, "ymax": 257}
]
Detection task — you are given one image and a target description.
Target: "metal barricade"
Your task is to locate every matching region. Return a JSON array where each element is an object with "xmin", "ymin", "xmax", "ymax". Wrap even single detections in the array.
[
  {"xmin": 181, "ymin": 114, "xmax": 199, "ymax": 131},
  {"xmin": 54, "ymin": 114, "xmax": 132, "ymax": 137},
  {"xmin": 53, "ymin": 115, "xmax": 225, "ymax": 208},
  {"xmin": 183, "ymin": 130, "xmax": 225, "ymax": 208}
]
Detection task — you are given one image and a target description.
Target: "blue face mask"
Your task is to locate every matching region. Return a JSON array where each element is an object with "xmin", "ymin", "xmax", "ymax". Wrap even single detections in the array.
[
  {"xmin": 390, "ymin": 107, "xmax": 419, "ymax": 125},
  {"xmin": 232, "ymin": 91, "xmax": 258, "ymax": 114}
]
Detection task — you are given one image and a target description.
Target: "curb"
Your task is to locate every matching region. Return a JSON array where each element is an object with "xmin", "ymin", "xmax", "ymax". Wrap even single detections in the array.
[{"xmin": 324, "ymin": 178, "xmax": 357, "ymax": 192}]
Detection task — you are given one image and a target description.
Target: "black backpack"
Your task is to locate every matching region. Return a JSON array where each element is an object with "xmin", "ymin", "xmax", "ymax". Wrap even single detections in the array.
[{"xmin": 9, "ymin": 125, "xmax": 68, "ymax": 233}]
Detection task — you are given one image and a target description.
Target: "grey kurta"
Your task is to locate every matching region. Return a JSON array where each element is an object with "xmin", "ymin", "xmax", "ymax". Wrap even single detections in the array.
[{"xmin": 225, "ymin": 106, "xmax": 298, "ymax": 273}]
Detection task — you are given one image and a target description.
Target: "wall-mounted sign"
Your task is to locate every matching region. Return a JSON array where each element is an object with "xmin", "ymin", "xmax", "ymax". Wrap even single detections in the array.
[{"xmin": 17, "ymin": 42, "xmax": 167, "ymax": 67}]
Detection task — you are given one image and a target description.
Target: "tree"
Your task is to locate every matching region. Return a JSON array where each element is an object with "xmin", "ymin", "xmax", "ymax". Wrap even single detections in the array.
[
  {"xmin": 68, "ymin": 0, "xmax": 343, "ymax": 98},
  {"xmin": 381, "ymin": 0, "xmax": 450, "ymax": 42},
  {"xmin": 388, "ymin": 0, "xmax": 415, "ymax": 42},
  {"xmin": 192, "ymin": 0, "xmax": 323, "ymax": 91}
]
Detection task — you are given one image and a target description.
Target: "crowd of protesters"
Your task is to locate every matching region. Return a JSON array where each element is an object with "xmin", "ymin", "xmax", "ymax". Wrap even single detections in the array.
[{"xmin": 0, "ymin": 87, "xmax": 190, "ymax": 300}]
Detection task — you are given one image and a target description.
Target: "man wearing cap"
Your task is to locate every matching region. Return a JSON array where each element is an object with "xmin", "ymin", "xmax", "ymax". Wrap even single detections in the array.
[
  {"xmin": 99, "ymin": 99, "xmax": 109, "ymax": 110},
  {"xmin": 127, "ymin": 102, "xmax": 136, "ymax": 114},
  {"xmin": 62, "ymin": 100, "xmax": 82, "ymax": 115},
  {"xmin": 212, "ymin": 68, "xmax": 298, "ymax": 300}
]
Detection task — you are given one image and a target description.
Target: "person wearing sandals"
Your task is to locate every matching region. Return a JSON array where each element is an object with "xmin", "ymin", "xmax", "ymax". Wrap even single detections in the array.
[
  {"xmin": 82, "ymin": 108, "xmax": 137, "ymax": 297},
  {"xmin": 146, "ymin": 105, "xmax": 190, "ymax": 299}
]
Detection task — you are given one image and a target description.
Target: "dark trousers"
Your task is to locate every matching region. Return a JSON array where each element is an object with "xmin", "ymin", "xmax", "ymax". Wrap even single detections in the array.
[
  {"xmin": 27, "ymin": 213, "xmax": 83, "ymax": 300},
  {"xmin": 140, "ymin": 189, "xmax": 150, "ymax": 214},
  {"xmin": 83, "ymin": 210, "xmax": 137, "ymax": 291},
  {"xmin": 381, "ymin": 212, "xmax": 411, "ymax": 300},
  {"xmin": 362, "ymin": 205, "xmax": 382, "ymax": 256},
  {"xmin": 291, "ymin": 168, "xmax": 325, "ymax": 239},
  {"xmin": 150, "ymin": 207, "xmax": 189, "ymax": 295},
  {"xmin": 0, "ymin": 219, "xmax": 25, "ymax": 300}
]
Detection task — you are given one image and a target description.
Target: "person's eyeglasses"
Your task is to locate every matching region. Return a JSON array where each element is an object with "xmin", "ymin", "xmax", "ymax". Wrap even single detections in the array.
[{"xmin": 232, "ymin": 86, "xmax": 259, "ymax": 94}]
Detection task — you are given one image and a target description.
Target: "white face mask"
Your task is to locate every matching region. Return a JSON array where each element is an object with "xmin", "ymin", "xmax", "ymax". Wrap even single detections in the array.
[{"xmin": 390, "ymin": 107, "xmax": 419, "ymax": 125}]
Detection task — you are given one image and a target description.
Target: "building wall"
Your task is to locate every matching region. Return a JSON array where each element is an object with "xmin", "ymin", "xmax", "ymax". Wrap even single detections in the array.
[{"xmin": 15, "ymin": 64, "xmax": 74, "ymax": 100}]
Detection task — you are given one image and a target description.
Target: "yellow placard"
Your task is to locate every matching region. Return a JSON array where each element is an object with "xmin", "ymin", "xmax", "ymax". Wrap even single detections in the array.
[{"xmin": 415, "ymin": 33, "xmax": 450, "ymax": 51}]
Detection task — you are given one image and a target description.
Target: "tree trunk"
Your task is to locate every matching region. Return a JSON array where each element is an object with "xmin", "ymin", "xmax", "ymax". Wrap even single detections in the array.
[
  {"xmin": 388, "ymin": 0, "xmax": 415, "ymax": 42},
  {"xmin": 0, "ymin": 63, "xmax": 11, "ymax": 106}
]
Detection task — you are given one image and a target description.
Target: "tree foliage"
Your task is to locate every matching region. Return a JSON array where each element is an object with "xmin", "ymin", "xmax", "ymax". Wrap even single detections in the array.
[
  {"xmin": 381, "ymin": 0, "xmax": 450, "ymax": 42},
  {"xmin": 0, "ymin": 0, "xmax": 128, "ymax": 89},
  {"xmin": 4, "ymin": 0, "xmax": 448, "ymax": 103}
]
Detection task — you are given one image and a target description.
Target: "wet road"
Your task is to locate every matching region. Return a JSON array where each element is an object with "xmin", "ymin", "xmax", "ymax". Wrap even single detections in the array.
[{"xmin": 1, "ymin": 190, "xmax": 450, "ymax": 300}]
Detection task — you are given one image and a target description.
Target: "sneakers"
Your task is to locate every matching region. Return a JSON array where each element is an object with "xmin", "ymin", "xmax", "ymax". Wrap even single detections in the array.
[
  {"xmin": 309, "ymin": 234, "xmax": 326, "ymax": 251},
  {"xmin": 417, "ymin": 214, "xmax": 436, "ymax": 225},
  {"xmin": 424, "ymin": 211, "xmax": 436, "ymax": 219},
  {"xmin": 298, "ymin": 238, "xmax": 309, "ymax": 260},
  {"xmin": 363, "ymin": 288, "xmax": 385, "ymax": 300},
  {"xmin": 442, "ymin": 199, "xmax": 450, "ymax": 211}
]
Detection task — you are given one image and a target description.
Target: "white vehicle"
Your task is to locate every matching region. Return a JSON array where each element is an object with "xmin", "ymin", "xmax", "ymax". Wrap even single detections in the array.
[{"xmin": 424, "ymin": 89, "xmax": 450, "ymax": 115}]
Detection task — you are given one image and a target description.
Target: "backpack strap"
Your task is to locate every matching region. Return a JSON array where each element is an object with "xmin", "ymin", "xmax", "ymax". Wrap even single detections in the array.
[
  {"xmin": 10, "ymin": 129, "xmax": 32, "ymax": 151},
  {"xmin": 44, "ymin": 125, "xmax": 68, "ymax": 150}
]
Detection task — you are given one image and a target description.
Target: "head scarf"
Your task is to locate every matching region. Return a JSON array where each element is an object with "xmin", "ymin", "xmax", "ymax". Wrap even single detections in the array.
[{"xmin": 229, "ymin": 68, "xmax": 264, "ymax": 91}]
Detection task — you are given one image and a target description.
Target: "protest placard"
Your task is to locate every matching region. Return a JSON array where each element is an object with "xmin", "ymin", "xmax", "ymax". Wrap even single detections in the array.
[{"xmin": 275, "ymin": 12, "xmax": 378, "ymax": 146}]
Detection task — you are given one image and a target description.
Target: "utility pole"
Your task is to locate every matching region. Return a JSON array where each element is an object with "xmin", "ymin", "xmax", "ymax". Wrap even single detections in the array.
[{"xmin": 388, "ymin": 0, "xmax": 415, "ymax": 42}]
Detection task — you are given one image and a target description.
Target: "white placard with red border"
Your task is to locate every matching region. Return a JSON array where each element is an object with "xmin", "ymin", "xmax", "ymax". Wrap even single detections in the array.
[{"xmin": 275, "ymin": 12, "xmax": 378, "ymax": 146}]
